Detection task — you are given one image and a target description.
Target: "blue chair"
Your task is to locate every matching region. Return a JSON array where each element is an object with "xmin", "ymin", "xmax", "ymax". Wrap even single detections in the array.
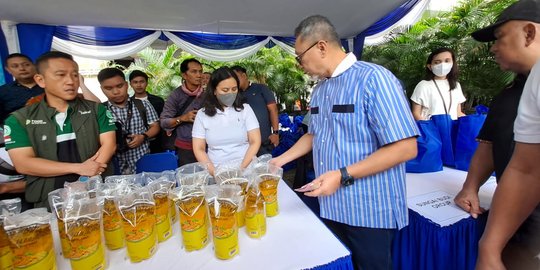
[{"xmin": 135, "ymin": 151, "xmax": 178, "ymax": 173}]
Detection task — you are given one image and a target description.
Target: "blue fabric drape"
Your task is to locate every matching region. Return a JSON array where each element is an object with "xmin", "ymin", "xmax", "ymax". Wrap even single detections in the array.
[
  {"xmin": 353, "ymin": 35, "xmax": 366, "ymax": 59},
  {"xmin": 273, "ymin": 36, "xmax": 295, "ymax": 47},
  {"xmin": 55, "ymin": 26, "xmax": 156, "ymax": 46},
  {"xmin": 309, "ymin": 255, "xmax": 354, "ymax": 270},
  {"xmin": 16, "ymin": 23, "xmax": 55, "ymax": 62},
  {"xmin": 167, "ymin": 32, "xmax": 267, "ymax": 50},
  {"xmin": 361, "ymin": 0, "xmax": 421, "ymax": 36},
  {"xmin": 355, "ymin": 0, "xmax": 421, "ymax": 57},
  {"xmin": 341, "ymin": 40, "xmax": 350, "ymax": 53},
  {"xmin": 393, "ymin": 209, "xmax": 487, "ymax": 270},
  {"xmin": 0, "ymin": 27, "xmax": 10, "ymax": 84}
]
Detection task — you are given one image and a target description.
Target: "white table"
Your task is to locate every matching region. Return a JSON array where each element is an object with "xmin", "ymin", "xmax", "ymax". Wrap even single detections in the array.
[
  {"xmin": 54, "ymin": 180, "xmax": 352, "ymax": 270},
  {"xmin": 406, "ymin": 167, "xmax": 497, "ymax": 226},
  {"xmin": 394, "ymin": 167, "xmax": 498, "ymax": 270}
]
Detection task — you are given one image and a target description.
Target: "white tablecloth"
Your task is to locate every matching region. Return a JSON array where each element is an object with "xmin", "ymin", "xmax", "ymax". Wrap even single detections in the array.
[
  {"xmin": 406, "ymin": 167, "xmax": 497, "ymax": 226},
  {"xmin": 54, "ymin": 180, "xmax": 350, "ymax": 270}
]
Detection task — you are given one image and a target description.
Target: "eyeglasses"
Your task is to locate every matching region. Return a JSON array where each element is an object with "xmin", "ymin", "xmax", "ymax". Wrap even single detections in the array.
[{"xmin": 295, "ymin": 41, "xmax": 320, "ymax": 65}]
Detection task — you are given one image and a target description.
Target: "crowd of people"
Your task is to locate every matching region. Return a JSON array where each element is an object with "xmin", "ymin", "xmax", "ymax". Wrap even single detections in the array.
[
  {"xmin": 0, "ymin": 0, "xmax": 539, "ymax": 269},
  {"xmin": 0, "ymin": 55, "xmax": 280, "ymax": 208}
]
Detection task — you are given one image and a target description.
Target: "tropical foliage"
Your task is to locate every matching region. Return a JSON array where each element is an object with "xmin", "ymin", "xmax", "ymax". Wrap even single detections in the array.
[
  {"xmin": 123, "ymin": 45, "xmax": 310, "ymax": 112},
  {"xmin": 362, "ymin": 0, "xmax": 517, "ymax": 108}
]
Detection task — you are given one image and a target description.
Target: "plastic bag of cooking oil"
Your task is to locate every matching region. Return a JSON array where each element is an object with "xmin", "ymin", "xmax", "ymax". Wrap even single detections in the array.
[
  {"xmin": 48, "ymin": 188, "xmax": 76, "ymax": 258},
  {"xmin": 96, "ymin": 183, "xmax": 126, "ymax": 250},
  {"xmin": 143, "ymin": 170, "xmax": 177, "ymax": 223},
  {"xmin": 3, "ymin": 208, "xmax": 55, "ymax": 270},
  {"xmin": 147, "ymin": 179, "xmax": 175, "ymax": 242},
  {"xmin": 116, "ymin": 185, "xmax": 157, "ymax": 263},
  {"xmin": 176, "ymin": 162, "xmax": 210, "ymax": 186},
  {"xmin": 214, "ymin": 162, "xmax": 249, "ymax": 228},
  {"xmin": 104, "ymin": 174, "xmax": 144, "ymax": 186},
  {"xmin": 204, "ymin": 184, "xmax": 242, "ymax": 260},
  {"xmin": 0, "ymin": 198, "xmax": 21, "ymax": 270},
  {"xmin": 257, "ymin": 154, "xmax": 273, "ymax": 164},
  {"xmin": 169, "ymin": 185, "xmax": 209, "ymax": 251},
  {"xmin": 62, "ymin": 196, "xmax": 106, "ymax": 270},
  {"xmin": 141, "ymin": 170, "xmax": 176, "ymax": 184},
  {"xmin": 72, "ymin": 175, "xmax": 103, "ymax": 198},
  {"xmin": 244, "ymin": 179, "xmax": 267, "ymax": 239},
  {"xmin": 253, "ymin": 163, "xmax": 283, "ymax": 217}
]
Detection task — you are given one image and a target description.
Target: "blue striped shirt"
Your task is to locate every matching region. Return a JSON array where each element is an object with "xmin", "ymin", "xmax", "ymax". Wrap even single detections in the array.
[{"xmin": 309, "ymin": 57, "xmax": 418, "ymax": 229}]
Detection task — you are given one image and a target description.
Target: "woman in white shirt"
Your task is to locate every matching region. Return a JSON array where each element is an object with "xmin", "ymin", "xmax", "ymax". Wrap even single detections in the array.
[
  {"xmin": 411, "ymin": 47, "xmax": 466, "ymax": 120},
  {"xmin": 192, "ymin": 67, "xmax": 261, "ymax": 175}
]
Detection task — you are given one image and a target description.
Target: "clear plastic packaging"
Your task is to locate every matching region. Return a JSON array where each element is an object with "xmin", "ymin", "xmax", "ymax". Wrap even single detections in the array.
[
  {"xmin": 147, "ymin": 179, "xmax": 175, "ymax": 242},
  {"xmin": 204, "ymin": 184, "xmax": 242, "ymax": 260},
  {"xmin": 215, "ymin": 162, "xmax": 249, "ymax": 228},
  {"xmin": 97, "ymin": 183, "xmax": 126, "ymax": 250},
  {"xmin": 3, "ymin": 208, "xmax": 56, "ymax": 270},
  {"xmin": 244, "ymin": 181, "xmax": 266, "ymax": 238},
  {"xmin": 73, "ymin": 175, "xmax": 103, "ymax": 198},
  {"xmin": 0, "ymin": 198, "xmax": 21, "ymax": 270},
  {"xmin": 256, "ymin": 154, "xmax": 273, "ymax": 164},
  {"xmin": 104, "ymin": 174, "xmax": 144, "ymax": 186},
  {"xmin": 61, "ymin": 196, "xmax": 106, "ymax": 270},
  {"xmin": 253, "ymin": 163, "xmax": 283, "ymax": 217},
  {"xmin": 169, "ymin": 185, "xmax": 209, "ymax": 251},
  {"xmin": 116, "ymin": 185, "xmax": 157, "ymax": 263},
  {"xmin": 143, "ymin": 170, "xmax": 178, "ymax": 225},
  {"xmin": 48, "ymin": 188, "xmax": 73, "ymax": 258},
  {"xmin": 176, "ymin": 162, "xmax": 210, "ymax": 186}
]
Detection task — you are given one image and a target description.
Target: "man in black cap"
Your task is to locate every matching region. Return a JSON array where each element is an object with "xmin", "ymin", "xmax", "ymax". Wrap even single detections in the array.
[{"xmin": 465, "ymin": 0, "xmax": 540, "ymax": 269}]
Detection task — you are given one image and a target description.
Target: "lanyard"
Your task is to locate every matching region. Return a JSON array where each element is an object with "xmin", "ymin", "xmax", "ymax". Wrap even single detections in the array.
[{"xmin": 433, "ymin": 80, "xmax": 452, "ymax": 115}]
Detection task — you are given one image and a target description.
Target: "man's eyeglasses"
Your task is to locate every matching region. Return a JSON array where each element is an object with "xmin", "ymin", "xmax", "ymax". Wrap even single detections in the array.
[{"xmin": 295, "ymin": 41, "xmax": 320, "ymax": 65}]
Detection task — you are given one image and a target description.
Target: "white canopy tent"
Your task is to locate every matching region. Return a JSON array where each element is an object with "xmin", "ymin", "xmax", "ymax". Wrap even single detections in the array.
[
  {"xmin": 0, "ymin": 0, "xmax": 427, "ymax": 82},
  {"xmin": 0, "ymin": 0, "xmax": 410, "ymax": 37}
]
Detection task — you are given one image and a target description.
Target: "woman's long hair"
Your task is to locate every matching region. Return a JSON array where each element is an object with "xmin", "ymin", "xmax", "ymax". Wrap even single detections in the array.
[
  {"xmin": 203, "ymin": 66, "xmax": 244, "ymax": 117},
  {"xmin": 424, "ymin": 47, "xmax": 459, "ymax": 91}
]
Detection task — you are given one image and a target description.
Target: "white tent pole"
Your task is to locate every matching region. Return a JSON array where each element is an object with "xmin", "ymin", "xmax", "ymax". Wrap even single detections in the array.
[{"xmin": 1, "ymin": 20, "xmax": 21, "ymax": 54}]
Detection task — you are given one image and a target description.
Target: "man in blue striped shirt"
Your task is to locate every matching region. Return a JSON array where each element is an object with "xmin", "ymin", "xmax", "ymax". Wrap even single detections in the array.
[{"xmin": 272, "ymin": 15, "xmax": 419, "ymax": 269}]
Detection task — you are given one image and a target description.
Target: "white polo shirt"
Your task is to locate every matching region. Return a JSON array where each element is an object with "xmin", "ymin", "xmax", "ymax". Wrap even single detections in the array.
[
  {"xmin": 514, "ymin": 60, "xmax": 540, "ymax": 143},
  {"xmin": 192, "ymin": 104, "xmax": 259, "ymax": 165}
]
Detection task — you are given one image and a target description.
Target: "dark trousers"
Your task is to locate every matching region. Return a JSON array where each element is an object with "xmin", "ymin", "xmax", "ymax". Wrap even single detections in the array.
[
  {"xmin": 176, "ymin": 147, "xmax": 197, "ymax": 167},
  {"xmin": 322, "ymin": 218, "xmax": 396, "ymax": 270}
]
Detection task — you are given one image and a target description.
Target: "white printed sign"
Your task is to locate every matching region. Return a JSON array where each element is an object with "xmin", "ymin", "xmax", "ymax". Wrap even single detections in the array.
[{"xmin": 408, "ymin": 190, "xmax": 470, "ymax": 227}]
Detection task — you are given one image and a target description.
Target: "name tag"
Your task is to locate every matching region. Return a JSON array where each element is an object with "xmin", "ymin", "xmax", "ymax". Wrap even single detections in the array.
[
  {"xmin": 310, "ymin": 107, "xmax": 319, "ymax": 114},
  {"xmin": 332, "ymin": 104, "xmax": 354, "ymax": 113}
]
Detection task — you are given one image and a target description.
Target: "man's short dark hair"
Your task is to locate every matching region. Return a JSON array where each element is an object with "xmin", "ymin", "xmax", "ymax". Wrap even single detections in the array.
[
  {"xmin": 5, "ymin": 53, "xmax": 32, "ymax": 66},
  {"xmin": 230, "ymin": 65, "xmax": 247, "ymax": 74},
  {"xmin": 129, "ymin": 70, "xmax": 148, "ymax": 82},
  {"xmin": 294, "ymin": 15, "xmax": 340, "ymax": 45},
  {"xmin": 180, "ymin": 58, "xmax": 202, "ymax": 73},
  {"xmin": 98, "ymin": 67, "xmax": 125, "ymax": 83},
  {"xmin": 35, "ymin": 51, "xmax": 74, "ymax": 74}
]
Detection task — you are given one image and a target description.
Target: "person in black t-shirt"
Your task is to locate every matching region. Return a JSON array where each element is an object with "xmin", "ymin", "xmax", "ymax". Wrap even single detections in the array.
[
  {"xmin": 455, "ymin": 74, "xmax": 540, "ymax": 269},
  {"xmin": 0, "ymin": 53, "xmax": 44, "ymax": 126}
]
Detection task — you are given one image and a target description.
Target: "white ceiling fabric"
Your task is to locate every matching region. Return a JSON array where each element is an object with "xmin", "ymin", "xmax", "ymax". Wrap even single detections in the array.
[{"xmin": 0, "ymin": 0, "xmax": 408, "ymax": 39}]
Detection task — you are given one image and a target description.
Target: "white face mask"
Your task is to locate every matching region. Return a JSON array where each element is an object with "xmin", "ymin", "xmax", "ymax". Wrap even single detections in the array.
[{"xmin": 431, "ymin": 62, "xmax": 453, "ymax": 77}]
